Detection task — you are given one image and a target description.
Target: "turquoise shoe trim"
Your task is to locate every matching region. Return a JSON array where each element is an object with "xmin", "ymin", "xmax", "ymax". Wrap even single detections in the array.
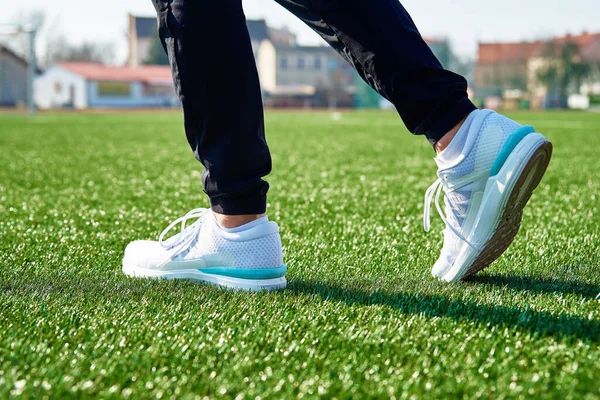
[
  {"xmin": 490, "ymin": 125, "xmax": 536, "ymax": 176},
  {"xmin": 198, "ymin": 265, "xmax": 287, "ymax": 280}
]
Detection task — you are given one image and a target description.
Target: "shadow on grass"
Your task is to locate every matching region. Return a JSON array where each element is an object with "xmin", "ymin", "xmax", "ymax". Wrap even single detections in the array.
[
  {"xmin": 4, "ymin": 274, "xmax": 599, "ymax": 343},
  {"xmin": 287, "ymin": 279, "xmax": 600, "ymax": 342},
  {"xmin": 467, "ymin": 273, "xmax": 600, "ymax": 299}
]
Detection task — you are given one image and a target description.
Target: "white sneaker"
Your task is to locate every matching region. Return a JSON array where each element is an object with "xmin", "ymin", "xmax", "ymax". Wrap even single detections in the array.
[
  {"xmin": 122, "ymin": 209, "xmax": 287, "ymax": 291},
  {"xmin": 424, "ymin": 110, "xmax": 552, "ymax": 282}
]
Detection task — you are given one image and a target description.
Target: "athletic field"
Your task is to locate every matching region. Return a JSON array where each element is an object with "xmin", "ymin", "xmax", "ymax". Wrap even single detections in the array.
[{"xmin": 1, "ymin": 110, "xmax": 599, "ymax": 398}]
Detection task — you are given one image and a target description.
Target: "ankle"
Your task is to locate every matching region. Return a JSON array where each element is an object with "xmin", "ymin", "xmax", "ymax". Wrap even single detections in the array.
[
  {"xmin": 213, "ymin": 212, "xmax": 266, "ymax": 228},
  {"xmin": 435, "ymin": 115, "xmax": 468, "ymax": 154}
]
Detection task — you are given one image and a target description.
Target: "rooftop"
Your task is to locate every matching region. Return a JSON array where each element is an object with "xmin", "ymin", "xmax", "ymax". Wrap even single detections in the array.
[
  {"xmin": 57, "ymin": 62, "xmax": 173, "ymax": 85},
  {"xmin": 0, "ymin": 44, "xmax": 29, "ymax": 68},
  {"xmin": 478, "ymin": 31, "xmax": 600, "ymax": 63},
  {"xmin": 246, "ymin": 19, "xmax": 270, "ymax": 43},
  {"xmin": 134, "ymin": 16, "xmax": 157, "ymax": 39}
]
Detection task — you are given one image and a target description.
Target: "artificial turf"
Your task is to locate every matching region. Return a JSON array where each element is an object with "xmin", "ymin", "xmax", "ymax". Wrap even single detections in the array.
[{"xmin": 1, "ymin": 110, "xmax": 599, "ymax": 398}]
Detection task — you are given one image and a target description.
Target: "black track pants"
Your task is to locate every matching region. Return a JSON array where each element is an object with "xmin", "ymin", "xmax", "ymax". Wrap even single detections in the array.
[{"xmin": 151, "ymin": 0, "xmax": 476, "ymax": 214}]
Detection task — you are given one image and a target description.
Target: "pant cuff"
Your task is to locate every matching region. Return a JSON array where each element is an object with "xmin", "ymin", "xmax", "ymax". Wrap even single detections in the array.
[
  {"xmin": 423, "ymin": 97, "xmax": 477, "ymax": 146},
  {"xmin": 209, "ymin": 193, "xmax": 267, "ymax": 215}
]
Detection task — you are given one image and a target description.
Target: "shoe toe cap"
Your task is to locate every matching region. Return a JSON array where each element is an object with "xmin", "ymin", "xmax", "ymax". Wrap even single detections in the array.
[
  {"xmin": 123, "ymin": 240, "xmax": 167, "ymax": 270},
  {"xmin": 431, "ymin": 252, "xmax": 456, "ymax": 279}
]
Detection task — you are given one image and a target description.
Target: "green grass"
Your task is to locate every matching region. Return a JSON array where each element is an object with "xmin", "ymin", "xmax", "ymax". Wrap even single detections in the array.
[{"xmin": 1, "ymin": 110, "xmax": 599, "ymax": 398}]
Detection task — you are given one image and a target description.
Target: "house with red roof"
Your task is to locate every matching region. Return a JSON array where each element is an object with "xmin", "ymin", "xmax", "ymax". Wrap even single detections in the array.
[
  {"xmin": 474, "ymin": 31, "xmax": 600, "ymax": 109},
  {"xmin": 34, "ymin": 62, "xmax": 178, "ymax": 109}
]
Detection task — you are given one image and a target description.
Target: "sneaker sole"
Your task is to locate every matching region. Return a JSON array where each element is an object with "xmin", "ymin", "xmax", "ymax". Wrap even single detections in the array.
[
  {"xmin": 441, "ymin": 132, "xmax": 552, "ymax": 282},
  {"xmin": 122, "ymin": 262, "xmax": 287, "ymax": 291}
]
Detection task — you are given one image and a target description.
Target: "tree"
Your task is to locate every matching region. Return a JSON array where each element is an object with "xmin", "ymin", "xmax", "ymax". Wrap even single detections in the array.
[
  {"xmin": 4, "ymin": 10, "xmax": 46, "ymax": 59},
  {"xmin": 144, "ymin": 35, "xmax": 170, "ymax": 65},
  {"xmin": 536, "ymin": 41, "xmax": 592, "ymax": 104},
  {"xmin": 451, "ymin": 57, "xmax": 475, "ymax": 84},
  {"xmin": 45, "ymin": 35, "xmax": 115, "ymax": 65},
  {"xmin": 431, "ymin": 39, "xmax": 475, "ymax": 85}
]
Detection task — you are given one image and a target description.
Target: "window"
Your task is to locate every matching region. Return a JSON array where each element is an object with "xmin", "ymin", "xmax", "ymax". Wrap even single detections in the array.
[
  {"xmin": 328, "ymin": 58, "xmax": 337, "ymax": 70},
  {"xmin": 97, "ymin": 81, "xmax": 131, "ymax": 97},
  {"xmin": 143, "ymin": 84, "xmax": 175, "ymax": 97},
  {"xmin": 314, "ymin": 57, "xmax": 322, "ymax": 70},
  {"xmin": 280, "ymin": 57, "xmax": 288, "ymax": 70},
  {"xmin": 298, "ymin": 56, "xmax": 305, "ymax": 70},
  {"xmin": 54, "ymin": 82, "xmax": 62, "ymax": 94}
]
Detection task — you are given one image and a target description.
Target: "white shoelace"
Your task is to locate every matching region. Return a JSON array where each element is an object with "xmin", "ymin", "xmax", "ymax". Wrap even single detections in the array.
[
  {"xmin": 158, "ymin": 208, "xmax": 210, "ymax": 263},
  {"xmin": 423, "ymin": 179, "xmax": 479, "ymax": 250}
]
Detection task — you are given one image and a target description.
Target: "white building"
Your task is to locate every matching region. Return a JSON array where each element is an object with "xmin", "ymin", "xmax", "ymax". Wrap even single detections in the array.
[{"xmin": 35, "ymin": 62, "xmax": 177, "ymax": 109}]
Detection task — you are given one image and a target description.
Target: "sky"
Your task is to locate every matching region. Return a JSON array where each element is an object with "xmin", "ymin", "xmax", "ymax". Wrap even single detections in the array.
[{"xmin": 1, "ymin": 0, "xmax": 599, "ymax": 62}]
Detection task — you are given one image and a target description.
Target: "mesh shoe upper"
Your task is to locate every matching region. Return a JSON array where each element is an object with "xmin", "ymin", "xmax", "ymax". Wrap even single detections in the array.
[{"xmin": 124, "ymin": 210, "xmax": 284, "ymax": 271}]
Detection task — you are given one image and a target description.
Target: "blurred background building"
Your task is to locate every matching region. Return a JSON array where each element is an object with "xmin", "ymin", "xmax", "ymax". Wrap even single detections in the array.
[
  {"xmin": 475, "ymin": 32, "xmax": 600, "ymax": 110},
  {"xmin": 35, "ymin": 62, "xmax": 176, "ymax": 109}
]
